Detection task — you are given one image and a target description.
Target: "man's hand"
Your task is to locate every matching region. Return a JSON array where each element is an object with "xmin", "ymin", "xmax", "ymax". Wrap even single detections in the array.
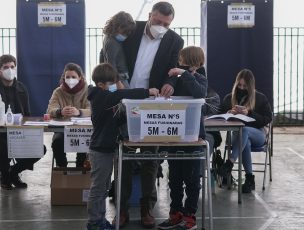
[
  {"xmin": 160, "ymin": 84, "xmax": 174, "ymax": 98},
  {"xmin": 148, "ymin": 88, "xmax": 159, "ymax": 97}
]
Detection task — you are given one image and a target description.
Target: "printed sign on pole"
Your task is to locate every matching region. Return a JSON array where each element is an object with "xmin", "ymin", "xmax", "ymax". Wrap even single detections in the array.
[{"xmin": 227, "ymin": 3, "xmax": 255, "ymax": 28}]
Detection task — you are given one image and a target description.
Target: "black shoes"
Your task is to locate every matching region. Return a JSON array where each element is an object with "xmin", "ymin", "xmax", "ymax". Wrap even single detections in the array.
[
  {"xmin": 242, "ymin": 173, "xmax": 255, "ymax": 193},
  {"xmin": 1, "ymin": 179, "xmax": 13, "ymax": 190},
  {"xmin": 10, "ymin": 174, "xmax": 28, "ymax": 188},
  {"xmin": 0, "ymin": 170, "xmax": 27, "ymax": 189}
]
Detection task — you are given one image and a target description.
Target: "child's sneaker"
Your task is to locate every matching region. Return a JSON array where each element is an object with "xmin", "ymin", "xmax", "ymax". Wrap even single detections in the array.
[
  {"xmin": 101, "ymin": 220, "xmax": 115, "ymax": 230},
  {"xmin": 86, "ymin": 219, "xmax": 115, "ymax": 230},
  {"xmin": 158, "ymin": 211, "xmax": 183, "ymax": 229},
  {"xmin": 175, "ymin": 214, "xmax": 197, "ymax": 230}
]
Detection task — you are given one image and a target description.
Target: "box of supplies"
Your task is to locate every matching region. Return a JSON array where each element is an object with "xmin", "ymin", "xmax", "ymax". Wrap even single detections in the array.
[
  {"xmin": 51, "ymin": 168, "xmax": 91, "ymax": 205},
  {"xmin": 122, "ymin": 97, "xmax": 205, "ymax": 142}
]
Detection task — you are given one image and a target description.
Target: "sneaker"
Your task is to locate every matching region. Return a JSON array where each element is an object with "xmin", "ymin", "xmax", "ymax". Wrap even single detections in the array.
[
  {"xmin": 158, "ymin": 211, "xmax": 183, "ymax": 229},
  {"xmin": 86, "ymin": 220, "xmax": 114, "ymax": 230},
  {"xmin": 175, "ymin": 215, "xmax": 197, "ymax": 230},
  {"xmin": 101, "ymin": 220, "xmax": 115, "ymax": 230}
]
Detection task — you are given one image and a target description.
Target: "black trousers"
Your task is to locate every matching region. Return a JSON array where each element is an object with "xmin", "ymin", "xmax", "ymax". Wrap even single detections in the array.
[
  {"xmin": 51, "ymin": 132, "xmax": 87, "ymax": 167},
  {"xmin": 0, "ymin": 134, "xmax": 45, "ymax": 180}
]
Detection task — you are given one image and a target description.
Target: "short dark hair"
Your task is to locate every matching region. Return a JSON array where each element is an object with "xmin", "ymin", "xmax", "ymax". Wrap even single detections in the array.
[
  {"xmin": 92, "ymin": 63, "xmax": 118, "ymax": 84},
  {"xmin": 0, "ymin": 54, "xmax": 16, "ymax": 68},
  {"xmin": 60, "ymin": 62, "xmax": 84, "ymax": 84},
  {"xmin": 152, "ymin": 1, "xmax": 175, "ymax": 18}
]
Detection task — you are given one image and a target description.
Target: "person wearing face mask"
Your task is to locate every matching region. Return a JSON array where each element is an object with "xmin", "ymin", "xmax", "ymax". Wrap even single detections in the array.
[
  {"xmin": 114, "ymin": 1, "xmax": 184, "ymax": 228},
  {"xmin": 100, "ymin": 11, "xmax": 136, "ymax": 88},
  {"xmin": 157, "ymin": 46, "xmax": 207, "ymax": 230},
  {"xmin": 219, "ymin": 69, "xmax": 272, "ymax": 193},
  {"xmin": 47, "ymin": 62, "xmax": 91, "ymax": 168},
  {"xmin": 0, "ymin": 54, "xmax": 46, "ymax": 190},
  {"xmin": 85, "ymin": 63, "xmax": 159, "ymax": 230}
]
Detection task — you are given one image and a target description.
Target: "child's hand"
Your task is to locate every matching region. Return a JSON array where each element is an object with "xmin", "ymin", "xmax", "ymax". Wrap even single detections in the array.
[
  {"xmin": 116, "ymin": 81, "xmax": 125, "ymax": 89},
  {"xmin": 149, "ymin": 88, "xmax": 159, "ymax": 97},
  {"xmin": 168, "ymin": 68, "xmax": 185, "ymax": 77}
]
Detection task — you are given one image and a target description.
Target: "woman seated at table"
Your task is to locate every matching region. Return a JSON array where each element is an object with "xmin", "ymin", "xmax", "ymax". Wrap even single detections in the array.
[
  {"xmin": 47, "ymin": 63, "xmax": 91, "ymax": 167},
  {"xmin": 219, "ymin": 69, "xmax": 272, "ymax": 193}
]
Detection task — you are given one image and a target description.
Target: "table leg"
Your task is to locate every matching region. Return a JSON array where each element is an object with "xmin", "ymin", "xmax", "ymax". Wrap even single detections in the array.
[
  {"xmin": 206, "ymin": 141, "xmax": 213, "ymax": 230},
  {"xmin": 115, "ymin": 143, "xmax": 123, "ymax": 230}
]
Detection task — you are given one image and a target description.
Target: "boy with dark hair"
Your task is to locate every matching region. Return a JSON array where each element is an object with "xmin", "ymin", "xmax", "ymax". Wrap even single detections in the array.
[{"xmin": 86, "ymin": 63, "xmax": 158, "ymax": 230}]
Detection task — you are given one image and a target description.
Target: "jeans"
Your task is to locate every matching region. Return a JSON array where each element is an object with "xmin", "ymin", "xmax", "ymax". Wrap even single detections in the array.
[
  {"xmin": 167, "ymin": 146, "xmax": 202, "ymax": 215},
  {"xmin": 231, "ymin": 126, "xmax": 266, "ymax": 174},
  {"xmin": 87, "ymin": 149, "xmax": 114, "ymax": 223}
]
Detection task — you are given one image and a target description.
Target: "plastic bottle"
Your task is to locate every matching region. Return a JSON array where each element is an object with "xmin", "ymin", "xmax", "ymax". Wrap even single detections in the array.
[
  {"xmin": 0, "ymin": 95, "xmax": 5, "ymax": 126},
  {"xmin": 5, "ymin": 104, "xmax": 14, "ymax": 125}
]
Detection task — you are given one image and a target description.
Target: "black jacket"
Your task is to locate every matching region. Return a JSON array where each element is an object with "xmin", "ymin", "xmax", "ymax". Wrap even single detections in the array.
[
  {"xmin": 221, "ymin": 91, "xmax": 272, "ymax": 128},
  {"xmin": 123, "ymin": 21, "xmax": 184, "ymax": 90},
  {"xmin": 87, "ymin": 86, "xmax": 149, "ymax": 153},
  {"xmin": 0, "ymin": 79, "xmax": 30, "ymax": 116},
  {"xmin": 173, "ymin": 70, "xmax": 208, "ymax": 139}
]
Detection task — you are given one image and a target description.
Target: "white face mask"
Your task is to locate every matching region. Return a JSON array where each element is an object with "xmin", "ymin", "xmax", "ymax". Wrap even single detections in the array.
[
  {"xmin": 149, "ymin": 24, "xmax": 168, "ymax": 39},
  {"xmin": 2, "ymin": 68, "xmax": 17, "ymax": 81},
  {"xmin": 65, "ymin": 78, "xmax": 79, "ymax": 89}
]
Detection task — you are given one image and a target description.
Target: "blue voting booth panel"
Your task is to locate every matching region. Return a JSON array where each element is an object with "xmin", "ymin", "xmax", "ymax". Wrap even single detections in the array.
[
  {"xmin": 130, "ymin": 175, "xmax": 142, "ymax": 207},
  {"xmin": 201, "ymin": 0, "xmax": 273, "ymax": 109},
  {"xmin": 16, "ymin": 0, "xmax": 85, "ymax": 116}
]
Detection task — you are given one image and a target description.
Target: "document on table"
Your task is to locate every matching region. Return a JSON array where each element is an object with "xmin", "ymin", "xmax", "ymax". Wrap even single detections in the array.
[
  {"xmin": 7, "ymin": 127, "xmax": 44, "ymax": 158},
  {"xmin": 70, "ymin": 117, "xmax": 92, "ymax": 125},
  {"xmin": 49, "ymin": 120, "xmax": 74, "ymax": 126},
  {"xmin": 23, "ymin": 121, "xmax": 50, "ymax": 126}
]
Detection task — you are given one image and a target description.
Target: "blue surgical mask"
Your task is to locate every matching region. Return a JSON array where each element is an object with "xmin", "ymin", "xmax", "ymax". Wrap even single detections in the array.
[
  {"xmin": 108, "ymin": 84, "xmax": 117, "ymax": 92},
  {"xmin": 115, "ymin": 34, "xmax": 127, "ymax": 42}
]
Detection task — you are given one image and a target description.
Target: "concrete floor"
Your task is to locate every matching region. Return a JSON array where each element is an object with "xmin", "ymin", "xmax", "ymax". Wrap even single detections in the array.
[{"xmin": 1, "ymin": 127, "xmax": 304, "ymax": 230}]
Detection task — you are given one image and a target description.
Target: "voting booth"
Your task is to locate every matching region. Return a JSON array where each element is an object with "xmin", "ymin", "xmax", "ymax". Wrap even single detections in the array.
[
  {"xmin": 16, "ymin": 0, "xmax": 85, "ymax": 116},
  {"xmin": 201, "ymin": 0, "xmax": 273, "ymax": 108}
]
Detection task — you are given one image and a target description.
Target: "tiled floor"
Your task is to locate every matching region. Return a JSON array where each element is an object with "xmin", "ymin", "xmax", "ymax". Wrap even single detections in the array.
[{"xmin": 1, "ymin": 127, "xmax": 304, "ymax": 230}]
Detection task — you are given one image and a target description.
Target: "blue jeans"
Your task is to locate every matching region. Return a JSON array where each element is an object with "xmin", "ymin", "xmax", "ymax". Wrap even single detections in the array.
[
  {"xmin": 231, "ymin": 127, "xmax": 266, "ymax": 174},
  {"xmin": 87, "ymin": 149, "xmax": 114, "ymax": 223},
  {"xmin": 167, "ymin": 146, "xmax": 202, "ymax": 215}
]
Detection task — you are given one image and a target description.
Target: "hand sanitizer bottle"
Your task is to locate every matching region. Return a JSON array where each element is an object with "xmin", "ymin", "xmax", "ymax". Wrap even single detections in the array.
[
  {"xmin": 5, "ymin": 104, "xmax": 14, "ymax": 125},
  {"xmin": 0, "ymin": 95, "xmax": 5, "ymax": 126}
]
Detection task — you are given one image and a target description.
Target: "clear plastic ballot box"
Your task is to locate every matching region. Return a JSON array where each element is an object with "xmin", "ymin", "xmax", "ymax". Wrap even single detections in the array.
[{"xmin": 122, "ymin": 97, "xmax": 205, "ymax": 142}]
